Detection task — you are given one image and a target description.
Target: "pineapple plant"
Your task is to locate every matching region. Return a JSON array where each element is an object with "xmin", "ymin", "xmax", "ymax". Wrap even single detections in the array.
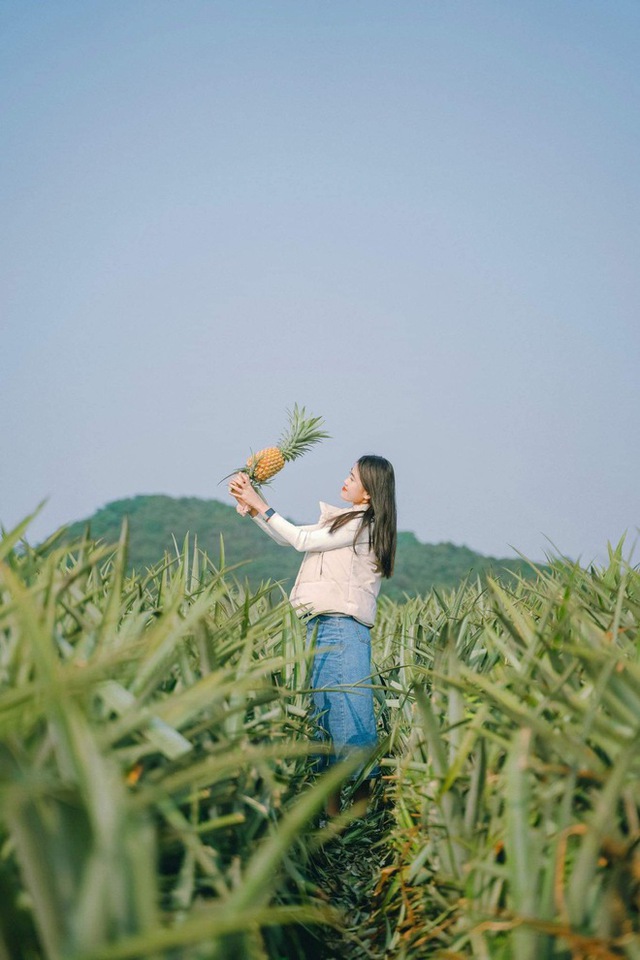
[{"xmin": 237, "ymin": 404, "xmax": 330, "ymax": 485}]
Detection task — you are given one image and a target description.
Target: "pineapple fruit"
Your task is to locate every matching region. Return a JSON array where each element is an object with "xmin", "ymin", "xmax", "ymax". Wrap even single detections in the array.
[{"xmin": 242, "ymin": 405, "xmax": 329, "ymax": 485}]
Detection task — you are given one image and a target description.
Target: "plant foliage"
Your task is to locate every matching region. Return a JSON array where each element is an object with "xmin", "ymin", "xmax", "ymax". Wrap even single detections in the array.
[
  {"xmin": 1, "ymin": 515, "xmax": 638, "ymax": 959},
  {"xmin": 57, "ymin": 494, "xmax": 537, "ymax": 601}
]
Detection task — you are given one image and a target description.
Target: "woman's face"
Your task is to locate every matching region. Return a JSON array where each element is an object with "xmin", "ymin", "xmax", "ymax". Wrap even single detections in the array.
[{"xmin": 341, "ymin": 463, "xmax": 370, "ymax": 505}]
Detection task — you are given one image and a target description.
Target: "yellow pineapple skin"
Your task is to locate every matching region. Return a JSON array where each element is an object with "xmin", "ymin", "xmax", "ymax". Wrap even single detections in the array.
[{"xmin": 246, "ymin": 447, "xmax": 285, "ymax": 482}]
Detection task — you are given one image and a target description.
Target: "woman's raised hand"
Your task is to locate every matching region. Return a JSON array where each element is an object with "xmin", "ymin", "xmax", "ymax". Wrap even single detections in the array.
[{"xmin": 228, "ymin": 473, "xmax": 269, "ymax": 516}]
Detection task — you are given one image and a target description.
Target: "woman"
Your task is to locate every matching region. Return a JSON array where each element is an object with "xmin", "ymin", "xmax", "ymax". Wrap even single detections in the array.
[{"xmin": 229, "ymin": 455, "xmax": 397, "ymax": 816}]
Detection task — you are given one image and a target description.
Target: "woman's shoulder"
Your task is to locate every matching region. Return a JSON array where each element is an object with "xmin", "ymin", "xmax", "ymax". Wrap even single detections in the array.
[
  {"xmin": 318, "ymin": 501, "xmax": 361, "ymax": 523},
  {"xmin": 318, "ymin": 500, "xmax": 353, "ymax": 518}
]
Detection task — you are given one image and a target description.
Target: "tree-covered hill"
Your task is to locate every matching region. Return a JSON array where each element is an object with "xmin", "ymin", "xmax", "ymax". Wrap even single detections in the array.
[{"xmin": 57, "ymin": 494, "xmax": 537, "ymax": 600}]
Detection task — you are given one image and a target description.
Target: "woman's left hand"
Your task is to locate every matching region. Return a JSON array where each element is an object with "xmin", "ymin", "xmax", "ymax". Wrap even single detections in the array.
[{"xmin": 228, "ymin": 473, "xmax": 270, "ymax": 515}]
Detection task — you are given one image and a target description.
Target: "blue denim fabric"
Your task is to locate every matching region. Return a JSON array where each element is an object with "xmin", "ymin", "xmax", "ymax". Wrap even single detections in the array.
[{"xmin": 306, "ymin": 614, "xmax": 380, "ymax": 780}]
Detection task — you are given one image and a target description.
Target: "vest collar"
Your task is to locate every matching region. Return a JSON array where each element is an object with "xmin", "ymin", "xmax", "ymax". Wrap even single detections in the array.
[{"xmin": 318, "ymin": 501, "xmax": 363, "ymax": 521}]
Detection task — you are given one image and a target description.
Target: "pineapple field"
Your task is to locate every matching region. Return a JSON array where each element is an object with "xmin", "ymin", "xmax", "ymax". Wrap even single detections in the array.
[{"xmin": 0, "ymin": 510, "xmax": 639, "ymax": 960}]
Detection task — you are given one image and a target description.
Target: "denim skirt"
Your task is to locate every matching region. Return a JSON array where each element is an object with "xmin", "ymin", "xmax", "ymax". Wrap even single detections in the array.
[{"xmin": 305, "ymin": 614, "xmax": 380, "ymax": 779}]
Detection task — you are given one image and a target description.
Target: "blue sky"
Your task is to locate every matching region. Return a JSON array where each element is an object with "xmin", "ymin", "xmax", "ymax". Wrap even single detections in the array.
[{"xmin": 1, "ymin": 1, "xmax": 638, "ymax": 563}]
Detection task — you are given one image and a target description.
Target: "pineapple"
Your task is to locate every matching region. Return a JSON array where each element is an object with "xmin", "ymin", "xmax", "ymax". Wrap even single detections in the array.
[{"xmin": 242, "ymin": 405, "xmax": 330, "ymax": 485}]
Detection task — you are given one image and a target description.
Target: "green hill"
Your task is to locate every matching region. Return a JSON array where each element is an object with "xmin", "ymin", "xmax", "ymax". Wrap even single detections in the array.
[{"xmin": 57, "ymin": 494, "xmax": 537, "ymax": 600}]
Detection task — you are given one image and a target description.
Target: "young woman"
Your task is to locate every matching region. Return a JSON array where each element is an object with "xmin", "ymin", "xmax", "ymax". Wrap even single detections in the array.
[{"xmin": 229, "ymin": 455, "xmax": 397, "ymax": 816}]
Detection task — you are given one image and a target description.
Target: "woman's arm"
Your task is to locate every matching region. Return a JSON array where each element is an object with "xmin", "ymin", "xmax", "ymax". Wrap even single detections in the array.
[
  {"xmin": 250, "ymin": 511, "xmax": 296, "ymax": 546},
  {"xmin": 265, "ymin": 512, "xmax": 365, "ymax": 553},
  {"xmin": 229, "ymin": 473, "xmax": 313, "ymax": 547},
  {"xmin": 228, "ymin": 473, "xmax": 363, "ymax": 553}
]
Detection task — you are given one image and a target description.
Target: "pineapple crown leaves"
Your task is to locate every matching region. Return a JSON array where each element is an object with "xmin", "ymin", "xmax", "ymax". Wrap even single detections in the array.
[
  {"xmin": 221, "ymin": 404, "xmax": 330, "ymax": 487},
  {"xmin": 277, "ymin": 403, "xmax": 331, "ymax": 463}
]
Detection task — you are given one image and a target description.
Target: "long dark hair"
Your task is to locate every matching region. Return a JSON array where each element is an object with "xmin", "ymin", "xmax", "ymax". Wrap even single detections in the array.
[{"xmin": 329, "ymin": 455, "xmax": 397, "ymax": 578}]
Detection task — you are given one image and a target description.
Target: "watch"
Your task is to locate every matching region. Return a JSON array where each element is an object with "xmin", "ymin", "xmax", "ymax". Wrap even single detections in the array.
[{"xmin": 263, "ymin": 507, "xmax": 276, "ymax": 522}]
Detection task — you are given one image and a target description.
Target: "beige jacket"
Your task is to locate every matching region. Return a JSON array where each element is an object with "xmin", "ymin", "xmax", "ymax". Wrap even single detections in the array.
[{"xmin": 252, "ymin": 502, "xmax": 381, "ymax": 626}]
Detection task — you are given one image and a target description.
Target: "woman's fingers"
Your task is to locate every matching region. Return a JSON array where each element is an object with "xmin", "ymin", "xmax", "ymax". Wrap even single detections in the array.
[
  {"xmin": 229, "ymin": 473, "xmax": 262, "ymax": 518},
  {"xmin": 229, "ymin": 477, "xmax": 252, "ymax": 508},
  {"xmin": 229, "ymin": 472, "xmax": 249, "ymax": 491},
  {"xmin": 229, "ymin": 478, "xmax": 254, "ymax": 506}
]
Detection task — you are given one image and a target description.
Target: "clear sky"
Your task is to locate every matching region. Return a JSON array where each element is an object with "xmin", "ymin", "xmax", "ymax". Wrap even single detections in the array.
[{"xmin": 2, "ymin": 1, "xmax": 638, "ymax": 564}]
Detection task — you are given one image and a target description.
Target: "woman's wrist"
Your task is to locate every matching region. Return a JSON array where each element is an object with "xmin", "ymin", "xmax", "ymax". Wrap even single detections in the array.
[{"xmin": 246, "ymin": 501, "xmax": 269, "ymax": 518}]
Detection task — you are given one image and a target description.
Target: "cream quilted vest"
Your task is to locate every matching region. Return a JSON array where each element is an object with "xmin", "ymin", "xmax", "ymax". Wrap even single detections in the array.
[{"xmin": 288, "ymin": 502, "xmax": 381, "ymax": 627}]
